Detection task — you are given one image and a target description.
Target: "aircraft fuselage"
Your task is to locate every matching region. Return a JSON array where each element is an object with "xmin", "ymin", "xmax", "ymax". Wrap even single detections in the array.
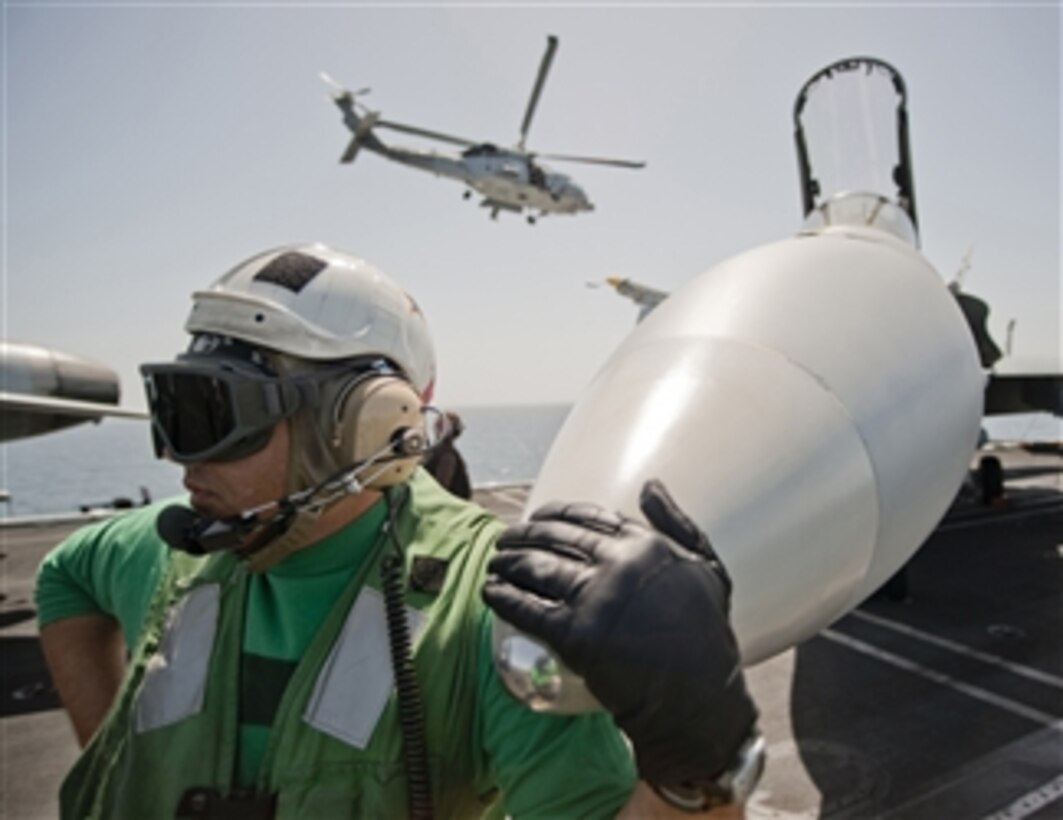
[{"xmin": 363, "ymin": 141, "xmax": 593, "ymax": 217}]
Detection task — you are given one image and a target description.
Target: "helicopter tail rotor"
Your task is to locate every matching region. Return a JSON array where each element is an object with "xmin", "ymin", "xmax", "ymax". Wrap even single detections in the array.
[
  {"xmin": 321, "ymin": 72, "xmax": 386, "ymax": 164},
  {"xmin": 320, "ymin": 72, "xmax": 371, "ymax": 106}
]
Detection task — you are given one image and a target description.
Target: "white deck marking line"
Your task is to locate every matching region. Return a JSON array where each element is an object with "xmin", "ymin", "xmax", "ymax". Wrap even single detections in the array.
[
  {"xmin": 981, "ymin": 773, "xmax": 1063, "ymax": 820},
  {"xmin": 821, "ymin": 629, "xmax": 1062, "ymax": 728},
  {"xmin": 850, "ymin": 609, "xmax": 1063, "ymax": 689}
]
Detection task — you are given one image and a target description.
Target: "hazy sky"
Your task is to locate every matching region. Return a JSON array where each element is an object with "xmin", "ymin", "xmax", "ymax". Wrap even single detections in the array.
[{"xmin": 4, "ymin": 1, "xmax": 1059, "ymax": 409}]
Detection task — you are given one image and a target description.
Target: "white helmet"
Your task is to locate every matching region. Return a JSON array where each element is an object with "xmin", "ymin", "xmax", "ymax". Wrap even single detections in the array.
[
  {"xmin": 162, "ymin": 244, "xmax": 438, "ymax": 571},
  {"xmin": 185, "ymin": 243, "xmax": 436, "ymax": 399}
]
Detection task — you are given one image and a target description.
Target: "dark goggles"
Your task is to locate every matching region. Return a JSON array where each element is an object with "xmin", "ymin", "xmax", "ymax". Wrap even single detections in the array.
[{"xmin": 141, "ymin": 357, "xmax": 308, "ymax": 464}]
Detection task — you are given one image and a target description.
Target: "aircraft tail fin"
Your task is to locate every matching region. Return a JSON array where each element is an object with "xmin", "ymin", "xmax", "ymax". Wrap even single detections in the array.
[{"xmin": 338, "ymin": 110, "xmax": 385, "ymax": 163}]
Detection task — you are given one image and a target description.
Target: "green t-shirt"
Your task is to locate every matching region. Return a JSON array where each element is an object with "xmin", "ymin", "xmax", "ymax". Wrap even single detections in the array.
[
  {"xmin": 36, "ymin": 497, "xmax": 177, "ymax": 650},
  {"xmin": 36, "ymin": 480, "xmax": 637, "ymax": 817},
  {"xmin": 236, "ymin": 499, "xmax": 389, "ymax": 786}
]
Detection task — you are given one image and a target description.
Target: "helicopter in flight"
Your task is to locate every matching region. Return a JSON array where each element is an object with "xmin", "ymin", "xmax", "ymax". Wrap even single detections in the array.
[{"xmin": 322, "ymin": 35, "xmax": 645, "ymax": 224}]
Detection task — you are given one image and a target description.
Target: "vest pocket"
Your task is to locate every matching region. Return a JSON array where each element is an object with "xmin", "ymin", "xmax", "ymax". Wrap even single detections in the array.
[{"xmin": 135, "ymin": 583, "xmax": 220, "ymax": 732}]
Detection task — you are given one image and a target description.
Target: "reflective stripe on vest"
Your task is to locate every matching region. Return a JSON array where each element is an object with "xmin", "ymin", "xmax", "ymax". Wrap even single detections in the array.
[
  {"xmin": 304, "ymin": 587, "xmax": 427, "ymax": 748},
  {"xmin": 135, "ymin": 583, "xmax": 220, "ymax": 733}
]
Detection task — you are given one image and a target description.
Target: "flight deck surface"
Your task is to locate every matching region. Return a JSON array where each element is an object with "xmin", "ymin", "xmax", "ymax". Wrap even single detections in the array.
[{"xmin": 2, "ymin": 446, "xmax": 1060, "ymax": 819}]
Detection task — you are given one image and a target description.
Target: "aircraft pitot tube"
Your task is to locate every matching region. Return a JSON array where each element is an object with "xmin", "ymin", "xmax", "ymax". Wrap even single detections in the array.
[{"xmin": 493, "ymin": 207, "xmax": 985, "ymax": 712}]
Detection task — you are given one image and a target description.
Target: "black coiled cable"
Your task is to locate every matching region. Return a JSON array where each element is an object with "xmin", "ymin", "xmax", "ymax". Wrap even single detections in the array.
[{"xmin": 381, "ymin": 488, "xmax": 434, "ymax": 820}]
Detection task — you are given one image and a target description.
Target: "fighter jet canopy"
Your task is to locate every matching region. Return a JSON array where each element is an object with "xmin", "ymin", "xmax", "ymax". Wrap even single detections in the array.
[{"xmin": 794, "ymin": 57, "xmax": 919, "ymax": 244}]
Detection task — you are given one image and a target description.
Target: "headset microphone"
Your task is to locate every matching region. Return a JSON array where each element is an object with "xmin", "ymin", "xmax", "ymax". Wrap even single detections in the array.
[{"xmin": 156, "ymin": 505, "xmax": 263, "ymax": 555}]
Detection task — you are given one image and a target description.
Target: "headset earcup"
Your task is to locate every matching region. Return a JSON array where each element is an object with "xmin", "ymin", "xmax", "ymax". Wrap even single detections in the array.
[{"xmin": 334, "ymin": 376, "xmax": 426, "ymax": 489}]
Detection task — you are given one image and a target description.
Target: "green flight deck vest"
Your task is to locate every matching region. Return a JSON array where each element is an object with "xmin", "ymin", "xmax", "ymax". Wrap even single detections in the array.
[{"xmin": 60, "ymin": 475, "xmax": 508, "ymax": 819}]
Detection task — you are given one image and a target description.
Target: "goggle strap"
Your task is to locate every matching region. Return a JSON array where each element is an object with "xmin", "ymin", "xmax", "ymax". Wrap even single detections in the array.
[
  {"xmin": 291, "ymin": 377, "xmax": 324, "ymax": 411},
  {"xmin": 264, "ymin": 380, "xmax": 305, "ymax": 417}
]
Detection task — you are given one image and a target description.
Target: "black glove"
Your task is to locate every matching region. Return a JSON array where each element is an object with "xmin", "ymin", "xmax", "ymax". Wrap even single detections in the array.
[{"xmin": 482, "ymin": 479, "xmax": 758, "ymax": 789}]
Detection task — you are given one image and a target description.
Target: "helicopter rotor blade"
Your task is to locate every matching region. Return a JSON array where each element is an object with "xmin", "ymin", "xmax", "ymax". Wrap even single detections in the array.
[
  {"xmin": 519, "ymin": 34, "xmax": 559, "ymax": 150},
  {"xmin": 319, "ymin": 71, "xmax": 345, "ymax": 98},
  {"xmin": 536, "ymin": 152, "xmax": 646, "ymax": 169},
  {"xmin": 320, "ymin": 72, "xmax": 371, "ymax": 103},
  {"xmin": 374, "ymin": 119, "xmax": 477, "ymax": 148}
]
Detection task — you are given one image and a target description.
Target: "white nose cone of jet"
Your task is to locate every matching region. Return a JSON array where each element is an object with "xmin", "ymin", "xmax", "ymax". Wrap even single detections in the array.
[{"xmin": 527, "ymin": 220, "xmax": 983, "ymax": 666}]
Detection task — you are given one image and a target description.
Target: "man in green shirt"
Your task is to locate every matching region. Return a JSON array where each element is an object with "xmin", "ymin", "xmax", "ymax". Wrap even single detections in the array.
[{"xmin": 37, "ymin": 243, "xmax": 760, "ymax": 818}]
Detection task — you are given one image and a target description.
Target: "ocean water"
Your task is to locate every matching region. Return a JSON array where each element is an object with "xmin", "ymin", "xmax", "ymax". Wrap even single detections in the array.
[
  {"xmin": 0, "ymin": 404, "xmax": 571, "ymax": 518},
  {"xmin": 1, "ymin": 405, "xmax": 1057, "ymax": 519}
]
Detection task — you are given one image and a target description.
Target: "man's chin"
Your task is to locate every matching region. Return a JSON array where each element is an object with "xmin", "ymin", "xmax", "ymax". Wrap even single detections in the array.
[{"xmin": 189, "ymin": 496, "xmax": 233, "ymax": 520}]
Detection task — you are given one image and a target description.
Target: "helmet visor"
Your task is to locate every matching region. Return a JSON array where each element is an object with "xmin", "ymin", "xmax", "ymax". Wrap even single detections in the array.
[{"xmin": 141, "ymin": 358, "xmax": 303, "ymax": 463}]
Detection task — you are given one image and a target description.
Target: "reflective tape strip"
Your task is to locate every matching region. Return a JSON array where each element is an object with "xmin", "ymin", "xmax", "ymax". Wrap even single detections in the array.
[
  {"xmin": 303, "ymin": 587, "xmax": 427, "ymax": 749},
  {"xmin": 135, "ymin": 583, "xmax": 220, "ymax": 733}
]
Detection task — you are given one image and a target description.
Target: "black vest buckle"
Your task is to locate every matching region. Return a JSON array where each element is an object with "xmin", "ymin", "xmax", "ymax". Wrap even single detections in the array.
[{"xmin": 176, "ymin": 787, "xmax": 277, "ymax": 820}]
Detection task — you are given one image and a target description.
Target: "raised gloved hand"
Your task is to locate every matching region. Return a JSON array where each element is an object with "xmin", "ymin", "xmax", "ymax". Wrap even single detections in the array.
[{"xmin": 482, "ymin": 480, "xmax": 758, "ymax": 790}]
